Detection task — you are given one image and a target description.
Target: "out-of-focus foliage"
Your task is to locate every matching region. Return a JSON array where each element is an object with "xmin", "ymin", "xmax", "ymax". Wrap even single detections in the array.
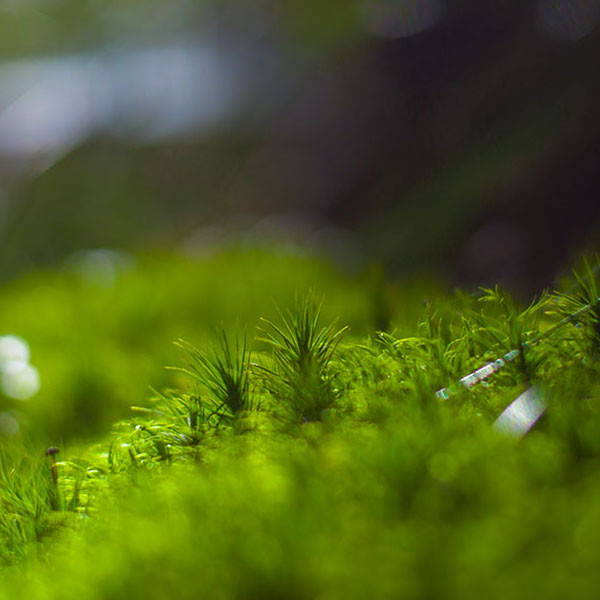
[
  {"xmin": 0, "ymin": 247, "xmax": 394, "ymax": 441},
  {"xmin": 0, "ymin": 1, "xmax": 597, "ymax": 291}
]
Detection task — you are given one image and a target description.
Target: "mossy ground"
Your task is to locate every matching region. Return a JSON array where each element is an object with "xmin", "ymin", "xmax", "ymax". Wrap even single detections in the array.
[{"xmin": 1, "ymin": 249, "xmax": 599, "ymax": 599}]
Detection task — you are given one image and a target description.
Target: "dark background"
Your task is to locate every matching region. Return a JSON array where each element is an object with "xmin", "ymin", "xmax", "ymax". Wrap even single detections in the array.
[{"xmin": 0, "ymin": 0, "xmax": 598, "ymax": 295}]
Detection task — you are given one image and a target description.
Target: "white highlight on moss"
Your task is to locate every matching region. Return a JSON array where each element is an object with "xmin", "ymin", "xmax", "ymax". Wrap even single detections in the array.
[{"xmin": 493, "ymin": 386, "xmax": 546, "ymax": 438}]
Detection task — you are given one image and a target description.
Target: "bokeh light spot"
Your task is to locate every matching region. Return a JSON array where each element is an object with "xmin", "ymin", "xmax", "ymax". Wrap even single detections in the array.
[
  {"xmin": 0, "ymin": 412, "xmax": 19, "ymax": 437},
  {"xmin": 1, "ymin": 360, "xmax": 40, "ymax": 400},
  {"xmin": 362, "ymin": 0, "xmax": 446, "ymax": 38},
  {"xmin": 537, "ymin": 0, "xmax": 600, "ymax": 42},
  {"xmin": 0, "ymin": 335, "xmax": 30, "ymax": 364}
]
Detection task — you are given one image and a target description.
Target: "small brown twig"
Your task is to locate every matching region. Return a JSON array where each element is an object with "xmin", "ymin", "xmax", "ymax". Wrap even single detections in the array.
[{"xmin": 45, "ymin": 446, "xmax": 60, "ymax": 485}]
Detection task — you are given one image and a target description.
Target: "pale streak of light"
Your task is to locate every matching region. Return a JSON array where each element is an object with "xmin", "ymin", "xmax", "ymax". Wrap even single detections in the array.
[
  {"xmin": 493, "ymin": 386, "xmax": 546, "ymax": 438},
  {"xmin": 0, "ymin": 57, "xmax": 98, "ymax": 157},
  {"xmin": 0, "ymin": 40, "xmax": 245, "ymax": 167}
]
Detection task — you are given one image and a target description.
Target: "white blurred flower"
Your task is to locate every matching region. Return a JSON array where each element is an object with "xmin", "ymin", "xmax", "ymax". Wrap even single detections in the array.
[
  {"xmin": 0, "ymin": 335, "xmax": 30, "ymax": 364},
  {"xmin": 1, "ymin": 360, "xmax": 40, "ymax": 400}
]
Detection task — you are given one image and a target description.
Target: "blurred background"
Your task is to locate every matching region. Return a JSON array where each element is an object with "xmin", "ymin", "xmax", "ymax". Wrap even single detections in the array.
[
  {"xmin": 0, "ymin": 0, "xmax": 598, "ymax": 441},
  {"xmin": 0, "ymin": 0, "xmax": 598, "ymax": 292}
]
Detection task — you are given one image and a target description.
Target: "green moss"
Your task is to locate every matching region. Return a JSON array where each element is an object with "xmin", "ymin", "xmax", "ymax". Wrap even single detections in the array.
[{"xmin": 1, "ymin": 251, "xmax": 600, "ymax": 598}]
